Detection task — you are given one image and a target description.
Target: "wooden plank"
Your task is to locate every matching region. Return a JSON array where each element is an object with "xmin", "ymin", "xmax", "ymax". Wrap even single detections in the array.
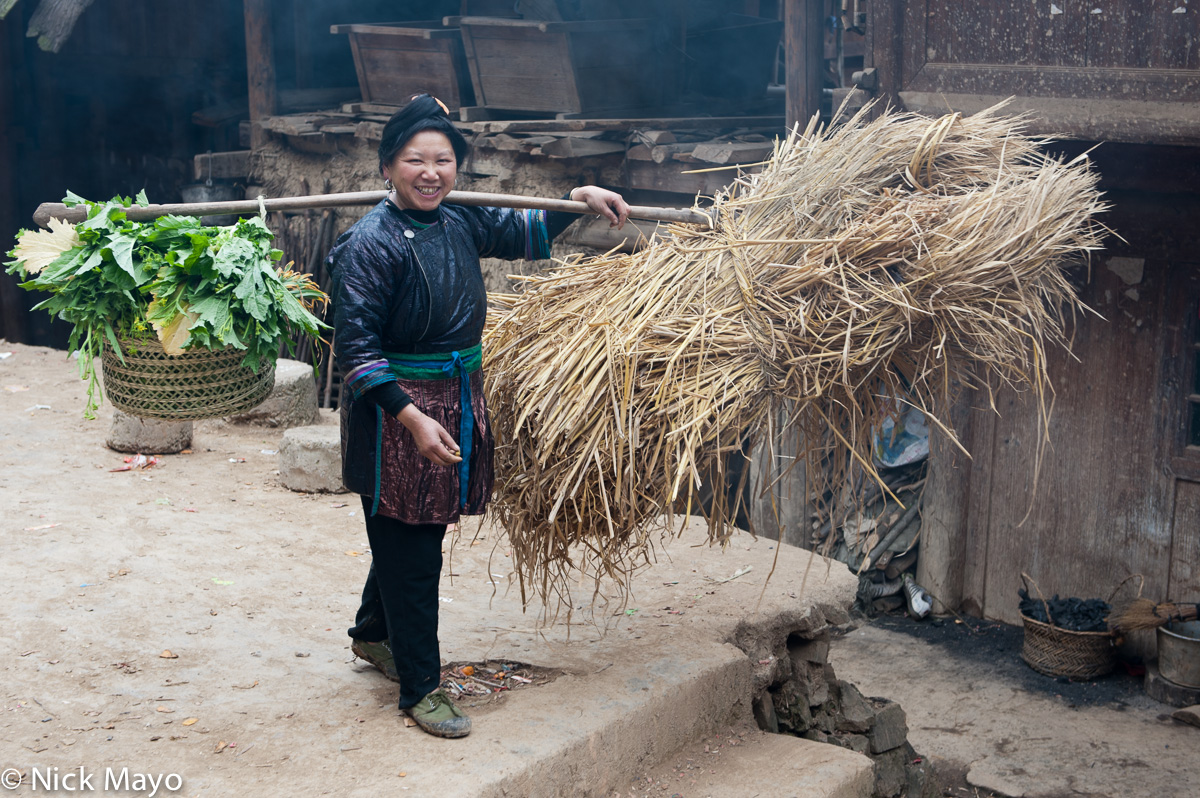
[
  {"xmin": 895, "ymin": 0, "xmax": 1200, "ymax": 145},
  {"xmin": 622, "ymin": 159, "xmax": 748, "ymax": 196},
  {"xmin": 691, "ymin": 140, "xmax": 774, "ymax": 165},
  {"xmin": 330, "ymin": 22, "xmax": 458, "ymax": 39},
  {"xmin": 538, "ymin": 137, "xmax": 625, "ymax": 158},
  {"xmin": 649, "ymin": 143, "xmax": 698, "ymax": 164},
  {"xmin": 748, "ymin": 410, "xmax": 810, "ymax": 549},
  {"xmin": 456, "ymin": 106, "xmax": 552, "ymax": 122},
  {"xmin": 926, "ymin": 0, "xmax": 1099, "ymax": 67},
  {"xmin": 243, "ymin": 0, "xmax": 277, "ymax": 150},
  {"xmin": 903, "ymin": 62, "xmax": 1200, "ymax": 102},
  {"xmin": 354, "ymin": 39, "xmax": 467, "ymax": 107},
  {"xmin": 973, "ymin": 262, "xmax": 1175, "ymax": 626},
  {"xmin": 916, "ymin": 389, "xmax": 974, "ymax": 614},
  {"xmin": 466, "ymin": 28, "xmax": 575, "ymax": 111},
  {"xmin": 868, "ymin": 0, "xmax": 904, "ymax": 107},
  {"xmin": 1147, "ymin": 0, "xmax": 1200, "ymax": 70},
  {"xmin": 961, "ymin": 398, "xmax": 997, "ymax": 618},
  {"xmin": 899, "ymin": 0, "xmax": 926, "ymax": 98},
  {"xmin": 456, "ymin": 16, "xmax": 653, "ymax": 34},
  {"xmin": 1163, "ymin": 262, "xmax": 1200, "ymax": 481},
  {"xmin": 901, "ymin": 92, "xmax": 1200, "ymax": 146},
  {"xmin": 626, "ymin": 143, "xmax": 653, "ymax": 161},
  {"xmin": 784, "ymin": 0, "xmax": 823, "ymax": 130},
  {"xmin": 1030, "ymin": 0, "xmax": 1088, "ymax": 68},
  {"xmin": 459, "ymin": 17, "xmax": 660, "ymax": 116},
  {"xmin": 459, "ymin": 116, "xmax": 786, "ymax": 134},
  {"xmin": 1169, "ymin": 480, "xmax": 1200, "ymax": 602},
  {"xmin": 192, "ymin": 150, "xmax": 252, "ymax": 181},
  {"xmin": 635, "ymin": 130, "xmax": 676, "ymax": 145},
  {"xmin": 1087, "ymin": 1, "xmax": 1156, "ymax": 70},
  {"xmin": 343, "ymin": 102, "xmax": 402, "ymax": 115}
]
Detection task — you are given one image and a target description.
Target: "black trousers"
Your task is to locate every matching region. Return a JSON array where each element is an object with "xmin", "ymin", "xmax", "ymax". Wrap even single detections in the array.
[{"xmin": 348, "ymin": 495, "xmax": 446, "ymax": 708}]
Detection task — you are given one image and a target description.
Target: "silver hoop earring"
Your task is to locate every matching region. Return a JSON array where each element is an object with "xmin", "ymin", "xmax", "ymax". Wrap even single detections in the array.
[{"xmin": 385, "ymin": 178, "xmax": 394, "ymax": 191}]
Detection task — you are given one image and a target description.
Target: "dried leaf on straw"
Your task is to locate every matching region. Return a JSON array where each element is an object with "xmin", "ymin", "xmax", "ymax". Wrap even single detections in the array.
[
  {"xmin": 9, "ymin": 217, "xmax": 81, "ymax": 274},
  {"xmin": 483, "ymin": 103, "xmax": 1106, "ymax": 616}
]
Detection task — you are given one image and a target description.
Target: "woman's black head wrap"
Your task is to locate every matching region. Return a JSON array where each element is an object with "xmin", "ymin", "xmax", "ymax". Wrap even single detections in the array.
[{"xmin": 378, "ymin": 93, "xmax": 470, "ymax": 174}]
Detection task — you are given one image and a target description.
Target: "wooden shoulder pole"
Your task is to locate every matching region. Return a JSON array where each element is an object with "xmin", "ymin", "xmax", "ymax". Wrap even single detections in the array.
[{"xmin": 33, "ymin": 190, "xmax": 714, "ymax": 229}]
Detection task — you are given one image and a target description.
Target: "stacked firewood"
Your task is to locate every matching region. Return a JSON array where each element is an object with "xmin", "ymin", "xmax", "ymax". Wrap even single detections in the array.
[{"xmin": 809, "ymin": 461, "xmax": 926, "ymax": 573}]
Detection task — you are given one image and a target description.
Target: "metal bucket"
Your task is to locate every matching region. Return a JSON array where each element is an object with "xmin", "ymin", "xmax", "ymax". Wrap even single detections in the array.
[
  {"xmin": 180, "ymin": 182, "xmax": 243, "ymax": 226},
  {"xmin": 1158, "ymin": 620, "xmax": 1200, "ymax": 688}
]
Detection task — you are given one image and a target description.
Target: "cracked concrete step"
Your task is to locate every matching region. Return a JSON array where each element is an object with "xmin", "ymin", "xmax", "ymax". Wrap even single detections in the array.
[{"xmin": 645, "ymin": 729, "xmax": 875, "ymax": 798}]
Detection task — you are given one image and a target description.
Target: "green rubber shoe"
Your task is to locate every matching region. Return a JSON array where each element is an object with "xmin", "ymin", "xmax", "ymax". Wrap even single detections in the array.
[
  {"xmin": 351, "ymin": 638, "xmax": 399, "ymax": 683},
  {"xmin": 406, "ymin": 689, "xmax": 471, "ymax": 738}
]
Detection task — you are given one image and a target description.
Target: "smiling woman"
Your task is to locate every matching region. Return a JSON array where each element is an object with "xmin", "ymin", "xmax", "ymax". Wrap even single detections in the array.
[
  {"xmin": 385, "ymin": 130, "xmax": 458, "ymax": 213},
  {"xmin": 326, "ymin": 93, "xmax": 629, "ymax": 740}
]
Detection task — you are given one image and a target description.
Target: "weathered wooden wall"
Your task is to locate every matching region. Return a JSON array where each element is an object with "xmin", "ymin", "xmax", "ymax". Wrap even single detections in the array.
[
  {"xmin": 914, "ymin": 157, "xmax": 1200, "ymax": 623},
  {"xmin": 871, "ymin": 0, "xmax": 1200, "ymax": 144}
]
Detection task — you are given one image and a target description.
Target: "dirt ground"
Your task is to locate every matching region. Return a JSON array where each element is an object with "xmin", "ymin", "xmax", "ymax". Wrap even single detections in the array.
[
  {"xmin": 0, "ymin": 340, "xmax": 857, "ymax": 798},
  {"xmin": 830, "ymin": 613, "xmax": 1200, "ymax": 798}
]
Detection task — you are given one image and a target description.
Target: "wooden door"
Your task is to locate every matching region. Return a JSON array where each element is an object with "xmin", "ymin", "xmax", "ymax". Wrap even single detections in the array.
[
  {"xmin": 1164, "ymin": 265, "xmax": 1200, "ymax": 606},
  {"xmin": 961, "ymin": 260, "xmax": 1178, "ymax": 625},
  {"xmin": 870, "ymin": 1, "xmax": 1200, "ymax": 144}
]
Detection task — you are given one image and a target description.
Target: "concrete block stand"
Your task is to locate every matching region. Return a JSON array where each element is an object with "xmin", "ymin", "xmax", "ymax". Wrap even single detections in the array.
[
  {"xmin": 106, "ymin": 409, "xmax": 193, "ymax": 454},
  {"xmin": 279, "ymin": 425, "xmax": 345, "ymax": 493},
  {"xmin": 227, "ymin": 358, "xmax": 319, "ymax": 428}
]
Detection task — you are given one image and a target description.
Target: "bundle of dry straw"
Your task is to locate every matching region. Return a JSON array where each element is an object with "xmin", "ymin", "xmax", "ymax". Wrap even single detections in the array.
[{"xmin": 483, "ymin": 104, "xmax": 1106, "ymax": 612}]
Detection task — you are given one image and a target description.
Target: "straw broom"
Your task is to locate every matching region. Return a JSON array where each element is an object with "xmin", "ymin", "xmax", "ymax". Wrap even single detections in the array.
[
  {"xmin": 1109, "ymin": 599, "xmax": 1200, "ymax": 632},
  {"xmin": 483, "ymin": 102, "xmax": 1106, "ymax": 614}
]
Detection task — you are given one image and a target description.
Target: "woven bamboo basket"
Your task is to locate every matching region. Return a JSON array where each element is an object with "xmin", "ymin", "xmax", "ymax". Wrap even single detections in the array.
[
  {"xmin": 101, "ymin": 337, "xmax": 274, "ymax": 420},
  {"xmin": 1019, "ymin": 573, "xmax": 1116, "ymax": 680}
]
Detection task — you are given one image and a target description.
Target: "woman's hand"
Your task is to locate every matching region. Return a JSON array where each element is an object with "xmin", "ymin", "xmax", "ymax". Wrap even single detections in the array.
[
  {"xmin": 570, "ymin": 186, "xmax": 630, "ymax": 230},
  {"xmin": 397, "ymin": 404, "xmax": 462, "ymax": 466}
]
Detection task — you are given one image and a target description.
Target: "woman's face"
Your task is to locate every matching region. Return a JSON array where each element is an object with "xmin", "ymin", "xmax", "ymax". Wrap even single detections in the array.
[{"xmin": 383, "ymin": 130, "xmax": 458, "ymax": 213}]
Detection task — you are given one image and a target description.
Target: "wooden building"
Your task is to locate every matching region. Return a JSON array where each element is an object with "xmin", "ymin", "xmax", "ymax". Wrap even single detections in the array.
[{"xmin": 862, "ymin": 3, "xmax": 1200, "ymax": 637}]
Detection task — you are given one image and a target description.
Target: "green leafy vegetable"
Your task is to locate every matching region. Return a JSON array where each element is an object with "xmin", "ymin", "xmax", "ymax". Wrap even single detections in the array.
[{"xmin": 6, "ymin": 193, "xmax": 328, "ymax": 418}]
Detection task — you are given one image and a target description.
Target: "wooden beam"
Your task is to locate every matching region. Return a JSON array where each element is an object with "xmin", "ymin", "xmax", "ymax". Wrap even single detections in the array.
[
  {"xmin": 917, "ymin": 390, "xmax": 974, "ymax": 615},
  {"xmin": 622, "ymin": 160, "xmax": 747, "ymax": 197},
  {"xmin": 902, "ymin": 91, "xmax": 1200, "ymax": 148},
  {"xmin": 784, "ymin": 0, "xmax": 823, "ymax": 131},
  {"xmin": 460, "ymin": 116, "xmax": 786, "ymax": 135},
  {"xmin": 193, "ymin": 151, "xmax": 253, "ymax": 182},
  {"xmin": 540, "ymin": 137, "xmax": 625, "ymax": 158},
  {"xmin": 243, "ymin": 0, "xmax": 278, "ymax": 150},
  {"xmin": 868, "ymin": 0, "xmax": 904, "ymax": 109},
  {"xmin": 691, "ymin": 140, "xmax": 774, "ymax": 165}
]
